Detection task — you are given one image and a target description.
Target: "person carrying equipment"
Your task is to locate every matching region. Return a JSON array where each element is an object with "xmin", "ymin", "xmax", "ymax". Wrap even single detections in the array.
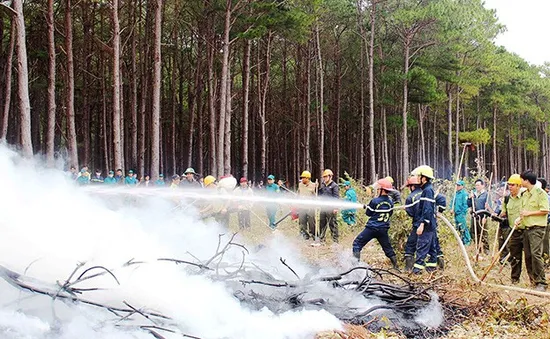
[
  {"xmin": 341, "ymin": 181, "xmax": 358, "ymax": 226},
  {"xmin": 451, "ymin": 180, "xmax": 471, "ymax": 245},
  {"xmin": 498, "ymin": 174, "xmax": 523, "ymax": 283},
  {"xmin": 518, "ymin": 170, "xmax": 549, "ymax": 291},
  {"xmin": 352, "ymin": 178, "xmax": 398, "ymax": 269},
  {"xmin": 403, "ymin": 176, "xmax": 422, "ymax": 271},
  {"xmin": 319, "ymin": 169, "xmax": 340, "ymax": 243},
  {"xmin": 411, "ymin": 165, "xmax": 438, "ymax": 274},
  {"xmin": 298, "ymin": 170, "xmax": 317, "ymax": 239},
  {"xmin": 468, "ymin": 179, "xmax": 490, "ymax": 254}
]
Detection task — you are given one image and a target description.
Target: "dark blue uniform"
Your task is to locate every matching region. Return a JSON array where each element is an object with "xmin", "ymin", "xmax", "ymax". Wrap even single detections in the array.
[
  {"xmin": 352, "ymin": 195, "xmax": 395, "ymax": 260},
  {"xmin": 404, "ymin": 188, "xmax": 422, "ymax": 257},
  {"xmin": 413, "ymin": 182, "xmax": 438, "ymax": 273}
]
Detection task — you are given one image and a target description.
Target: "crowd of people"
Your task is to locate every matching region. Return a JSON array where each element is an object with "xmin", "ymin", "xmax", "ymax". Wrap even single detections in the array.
[{"xmin": 68, "ymin": 164, "xmax": 549, "ymax": 291}]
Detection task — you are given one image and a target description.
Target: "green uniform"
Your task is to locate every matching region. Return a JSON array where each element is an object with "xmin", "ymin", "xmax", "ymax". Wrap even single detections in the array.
[
  {"xmin": 520, "ymin": 187, "xmax": 549, "ymax": 286},
  {"xmin": 502, "ymin": 193, "xmax": 523, "ymax": 282}
]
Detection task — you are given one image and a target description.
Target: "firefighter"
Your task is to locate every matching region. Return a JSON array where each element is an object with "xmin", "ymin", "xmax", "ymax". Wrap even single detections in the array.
[
  {"xmin": 319, "ymin": 169, "xmax": 339, "ymax": 243},
  {"xmin": 298, "ymin": 170, "xmax": 316, "ymax": 239},
  {"xmin": 352, "ymin": 178, "xmax": 398, "ymax": 269},
  {"xmin": 385, "ymin": 176, "xmax": 402, "ymax": 204},
  {"xmin": 341, "ymin": 181, "xmax": 358, "ymax": 226},
  {"xmin": 498, "ymin": 174, "xmax": 523, "ymax": 283},
  {"xmin": 181, "ymin": 168, "xmax": 201, "ymax": 188},
  {"xmin": 404, "ymin": 176, "xmax": 422, "ymax": 271},
  {"xmin": 411, "ymin": 165, "xmax": 438, "ymax": 274}
]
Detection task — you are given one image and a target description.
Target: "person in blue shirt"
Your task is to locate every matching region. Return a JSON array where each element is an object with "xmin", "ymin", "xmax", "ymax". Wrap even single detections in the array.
[
  {"xmin": 341, "ymin": 181, "xmax": 358, "ymax": 226},
  {"xmin": 404, "ymin": 176, "xmax": 423, "ymax": 271},
  {"xmin": 352, "ymin": 178, "xmax": 398, "ymax": 269},
  {"xmin": 411, "ymin": 165, "xmax": 438, "ymax": 274},
  {"xmin": 265, "ymin": 174, "xmax": 280, "ymax": 229},
  {"xmin": 125, "ymin": 170, "xmax": 138, "ymax": 186},
  {"xmin": 155, "ymin": 174, "xmax": 166, "ymax": 186},
  {"xmin": 467, "ymin": 179, "xmax": 490, "ymax": 253},
  {"xmin": 451, "ymin": 180, "xmax": 471, "ymax": 245},
  {"xmin": 104, "ymin": 170, "xmax": 117, "ymax": 185}
]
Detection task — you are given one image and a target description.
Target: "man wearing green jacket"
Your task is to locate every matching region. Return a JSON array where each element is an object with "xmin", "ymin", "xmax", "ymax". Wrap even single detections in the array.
[
  {"xmin": 452, "ymin": 180, "xmax": 471, "ymax": 245},
  {"xmin": 518, "ymin": 170, "xmax": 549, "ymax": 291},
  {"xmin": 341, "ymin": 181, "xmax": 357, "ymax": 226}
]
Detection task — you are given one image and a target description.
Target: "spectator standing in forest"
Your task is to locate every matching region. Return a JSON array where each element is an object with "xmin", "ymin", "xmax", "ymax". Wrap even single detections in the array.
[
  {"xmin": 155, "ymin": 174, "xmax": 165, "ymax": 186},
  {"xmin": 468, "ymin": 179, "xmax": 490, "ymax": 254},
  {"xmin": 298, "ymin": 170, "xmax": 316, "ymax": 239},
  {"xmin": 341, "ymin": 181, "xmax": 357, "ymax": 226},
  {"xmin": 451, "ymin": 180, "xmax": 471, "ymax": 245},
  {"xmin": 104, "ymin": 170, "xmax": 117, "ymax": 185},
  {"xmin": 90, "ymin": 169, "xmax": 104, "ymax": 185},
  {"xmin": 265, "ymin": 174, "xmax": 280, "ymax": 230},
  {"xmin": 319, "ymin": 169, "xmax": 339, "ymax": 243},
  {"xmin": 234, "ymin": 177, "xmax": 253, "ymax": 229},
  {"xmin": 125, "ymin": 170, "xmax": 138, "ymax": 186}
]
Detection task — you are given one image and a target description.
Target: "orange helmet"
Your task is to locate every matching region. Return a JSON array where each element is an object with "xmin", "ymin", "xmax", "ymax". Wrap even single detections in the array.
[
  {"xmin": 406, "ymin": 176, "xmax": 420, "ymax": 186},
  {"xmin": 377, "ymin": 178, "xmax": 394, "ymax": 191}
]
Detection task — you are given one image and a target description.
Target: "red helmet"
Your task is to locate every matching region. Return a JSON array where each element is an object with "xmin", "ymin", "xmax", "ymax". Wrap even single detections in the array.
[
  {"xmin": 406, "ymin": 176, "xmax": 420, "ymax": 186},
  {"xmin": 377, "ymin": 178, "xmax": 394, "ymax": 190},
  {"xmin": 240, "ymin": 177, "xmax": 248, "ymax": 183}
]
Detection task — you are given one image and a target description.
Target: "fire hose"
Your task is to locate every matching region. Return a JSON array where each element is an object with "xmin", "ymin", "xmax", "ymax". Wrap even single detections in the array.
[{"xmin": 363, "ymin": 200, "xmax": 550, "ymax": 297}]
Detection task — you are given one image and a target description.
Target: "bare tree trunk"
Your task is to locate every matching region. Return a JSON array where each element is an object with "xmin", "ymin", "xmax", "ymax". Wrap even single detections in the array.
[
  {"xmin": 356, "ymin": 1, "xmax": 365, "ymax": 180},
  {"xmin": 1, "ymin": 22, "xmax": 15, "ymax": 141},
  {"xmin": 111, "ymin": 0, "xmax": 123, "ymax": 170},
  {"xmin": 129, "ymin": 0, "xmax": 138, "ymax": 168},
  {"xmin": 150, "ymin": 0, "xmax": 162, "ymax": 179},
  {"xmin": 45, "ymin": 0, "xmax": 56, "ymax": 165},
  {"xmin": 419, "ymin": 104, "xmax": 426, "ymax": 164},
  {"xmin": 454, "ymin": 86, "xmax": 460, "ymax": 174},
  {"xmin": 259, "ymin": 33, "xmax": 273, "ymax": 180},
  {"xmin": 224, "ymin": 67, "xmax": 232, "ymax": 174},
  {"xmin": 207, "ymin": 31, "xmax": 217, "ymax": 177},
  {"xmin": 242, "ymin": 40, "xmax": 251, "ymax": 178},
  {"xmin": 447, "ymin": 85, "xmax": 452, "ymax": 174},
  {"xmin": 217, "ymin": 0, "xmax": 232, "ymax": 176},
  {"xmin": 335, "ymin": 37, "xmax": 342, "ymax": 179},
  {"xmin": 368, "ymin": 0, "xmax": 377, "ymax": 182},
  {"xmin": 382, "ymin": 106, "xmax": 389, "ymax": 176},
  {"xmin": 305, "ymin": 44, "xmax": 311, "ymax": 171},
  {"xmin": 401, "ymin": 39, "xmax": 410, "ymax": 181},
  {"xmin": 315, "ymin": 23, "xmax": 324, "ymax": 175},
  {"xmin": 492, "ymin": 105, "xmax": 498, "ymax": 180},
  {"xmin": 13, "ymin": 0, "xmax": 33, "ymax": 157}
]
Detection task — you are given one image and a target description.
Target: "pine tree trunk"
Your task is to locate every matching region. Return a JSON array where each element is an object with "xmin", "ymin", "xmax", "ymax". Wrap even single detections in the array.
[
  {"xmin": 492, "ymin": 105, "xmax": 498, "ymax": 181},
  {"xmin": 401, "ymin": 39, "xmax": 410, "ymax": 181},
  {"xmin": 368, "ymin": 0, "xmax": 377, "ymax": 182},
  {"xmin": 130, "ymin": 0, "xmax": 138, "ymax": 168},
  {"xmin": 217, "ymin": 0, "xmax": 232, "ymax": 176},
  {"xmin": 150, "ymin": 0, "xmax": 162, "ymax": 180},
  {"xmin": 111, "ymin": 0, "xmax": 123, "ymax": 170},
  {"xmin": 447, "ymin": 85, "xmax": 452, "ymax": 174},
  {"xmin": 242, "ymin": 40, "xmax": 251, "ymax": 179},
  {"xmin": 45, "ymin": 0, "xmax": 56, "ymax": 165},
  {"xmin": 1, "ymin": 22, "xmax": 15, "ymax": 141},
  {"xmin": 259, "ymin": 33, "xmax": 272, "ymax": 180},
  {"xmin": 224, "ymin": 68, "xmax": 232, "ymax": 174},
  {"xmin": 315, "ymin": 23, "xmax": 324, "ymax": 175},
  {"xmin": 207, "ymin": 30, "xmax": 217, "ymax": 177},
  {"xmin": 305, "ymin": 44, "xmax": 311, "ymax": 171}
]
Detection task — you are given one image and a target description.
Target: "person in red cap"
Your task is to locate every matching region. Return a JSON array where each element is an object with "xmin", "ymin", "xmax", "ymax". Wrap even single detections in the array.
[
  {"xmin": 233, "ymin": 177, "xmax": 253, "ymax": 229},
  {"xmin": 352, "ymin": 178, "xmax": 398, "ymax": 269}
]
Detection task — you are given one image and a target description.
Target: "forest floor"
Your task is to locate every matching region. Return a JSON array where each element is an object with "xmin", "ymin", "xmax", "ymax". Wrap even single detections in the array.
[{"xmin": 226, "ymin": 208, "xmax": 550, "ymax": 339}]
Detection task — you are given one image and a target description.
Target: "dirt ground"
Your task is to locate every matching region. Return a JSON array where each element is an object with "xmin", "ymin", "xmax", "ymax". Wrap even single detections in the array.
[{"xmin": 227, "ymin": 207, "xmax": 550, "ymax": 339}]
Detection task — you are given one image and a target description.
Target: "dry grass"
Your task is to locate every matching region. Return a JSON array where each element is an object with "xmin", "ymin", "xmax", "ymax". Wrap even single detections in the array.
[{"xmin": 224, "ymin": 207, "xmax": 550, "ymax": 338}]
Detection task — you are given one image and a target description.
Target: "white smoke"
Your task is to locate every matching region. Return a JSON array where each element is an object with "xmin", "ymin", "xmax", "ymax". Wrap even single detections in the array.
[{"xmin": 0, "ymin": 146, "xmax": 342, "ymax": 339}]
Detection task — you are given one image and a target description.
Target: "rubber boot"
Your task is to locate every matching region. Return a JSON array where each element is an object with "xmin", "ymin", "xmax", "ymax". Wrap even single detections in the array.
[
  {"xmin": 437, "ymin": 256, "xmax": 445, "ymax": 270},
  {"xmin": 353, "ymin": 251, "xmax": 361, "ymax": 262},
  {"xmin": 404, "ymin": 256, "xmax": 414, "ymax": 272},
  {"xmin": 390, "ymin": 256, "xmax": 399, "ymax": 270}
]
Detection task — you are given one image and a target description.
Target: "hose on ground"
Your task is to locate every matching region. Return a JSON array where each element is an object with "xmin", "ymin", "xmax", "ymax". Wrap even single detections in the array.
[{"xmin": 437, "ymin": 212, "xmax": 550, "ymax": 298}]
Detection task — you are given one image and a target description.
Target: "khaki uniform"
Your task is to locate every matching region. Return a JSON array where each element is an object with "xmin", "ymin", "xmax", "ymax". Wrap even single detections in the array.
[
  {"xmin": 520, "ymin": 187, "xmax": 549, "ymax": 286},
  {"xmin": 298, "ymin": 181, "xmax": 317, "ymax": 239},
  {"xmin": 502, "ymin": 194, "xmax": 523, "ymax": 282}
]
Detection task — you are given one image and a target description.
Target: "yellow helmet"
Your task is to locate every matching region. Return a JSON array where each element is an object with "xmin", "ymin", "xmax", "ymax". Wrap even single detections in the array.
[
  {"xmin": 204, "ymin": 175, "xmax": 216, "ymax": 187},
  {"xmin": 385, "ymin": 176, "xmax": 394, "ymax": 184},
  {"xmin": 322, "ymin": 169, "xmax": 334, "ymax": 177},
  {"xmin": 300, "ymin": 170, "xmax": 312, "ymax": 179},
  {"xmin": 507, "ymin": 174, "xmax": 521, "ymax": 185},
  {"xmin": 412, "ymin": 165, "xmax": 435, "ymax": 179}
]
